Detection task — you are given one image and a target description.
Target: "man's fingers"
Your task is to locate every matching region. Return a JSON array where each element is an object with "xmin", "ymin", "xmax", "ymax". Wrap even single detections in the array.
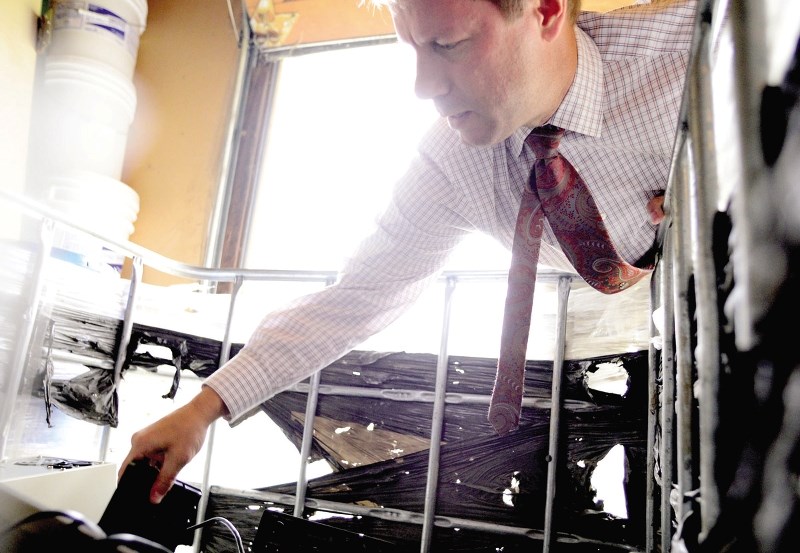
[
  {"xmin": 150, "ymin": 454, "xmax": 184, "ymax": 504},
  {"xmin": 150, "ymin": 472, "xmax": 174, "ymax": 505},
  {"xmin": 647, "ymin": 194, "xmax": 666, "ymax": 225}
]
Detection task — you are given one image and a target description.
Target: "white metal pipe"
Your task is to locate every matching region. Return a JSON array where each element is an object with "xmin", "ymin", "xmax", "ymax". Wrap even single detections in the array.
[
  {"xmin": 543, "ymin": 275, "xmax": 572, "ymax": 552},
  {"xmin": 659, "ymin": 226, "xmax": 677, "ymax": 552},
  {"xmin": 419, "ymin": 275, "xmax": 457, "ymax": 553}
]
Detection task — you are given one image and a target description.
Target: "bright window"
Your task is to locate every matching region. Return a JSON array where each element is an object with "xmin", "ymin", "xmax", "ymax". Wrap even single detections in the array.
[
  {"xmin": 242, "ymin": 41, "xmax": 512, "ymax": 357},
  {"xmin": 245, "ymin": 41, "xmax": 511, "ymax": 273}
]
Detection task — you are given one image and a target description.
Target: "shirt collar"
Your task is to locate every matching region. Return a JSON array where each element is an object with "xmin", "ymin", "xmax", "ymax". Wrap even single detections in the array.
[
  {"xmin": 550, "ymin": 27, "xmax": 605, "ymax": 138},
  {"xmin": 509, "ymin": 27, "xmax": 604, "ymax": 158}
]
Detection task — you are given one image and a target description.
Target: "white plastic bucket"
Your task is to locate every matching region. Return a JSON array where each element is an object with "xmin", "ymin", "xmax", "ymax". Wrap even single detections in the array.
[
  {"xmin": 45, "ymin": 172, "xmax": 140, "ymax": 274},
  {"xmin": 50, "ymin": 0, "xmax": 149, "ymax": 79},
  {"xmin": 36, "ymin": 55, "xmax": 137, "ymax": 179},
  {"xmin": 47, "ymin": 183, "xmax": 139, "ymax": 230},
  {"xmin": 42, "ymin": 55, "xmax": 137, "ymax": 130},
  {"xmin": 32, "ymin": 105, "xmax": 130, "ymax": 180}
]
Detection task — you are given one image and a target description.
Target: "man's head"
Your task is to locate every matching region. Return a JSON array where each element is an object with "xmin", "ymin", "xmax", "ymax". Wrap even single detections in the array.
[{"xmin": 371, "ymin": 0, "xmax": 580, "ymax": 146}]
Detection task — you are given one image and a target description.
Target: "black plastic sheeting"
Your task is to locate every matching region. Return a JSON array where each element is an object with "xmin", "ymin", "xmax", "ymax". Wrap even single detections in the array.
[
  {"xmin": 42, "ymin": 307, "xmax": 650, "ymax": 551},
  {"xmin": 43, "ymin": 311, "xmax": 243, "ymax": 427},
  {"xmin": 203, "ymin": 350, "xmax": 650, "ymax": 553}
]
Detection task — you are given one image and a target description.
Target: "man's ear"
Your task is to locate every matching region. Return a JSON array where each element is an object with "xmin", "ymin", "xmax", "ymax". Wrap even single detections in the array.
[{"xmin": 537, "ymin": 0, "xmax": 569, "ymax": 41}]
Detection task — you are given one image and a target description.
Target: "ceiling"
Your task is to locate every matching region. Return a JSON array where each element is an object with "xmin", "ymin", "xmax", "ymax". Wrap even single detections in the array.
[
  {"xmin": 245, "ymin": 0, "xmax": 394, "ymax": 47},
  {"xmin": 244, "ymin": 0, "xmax": 646, "ymax": 48}
]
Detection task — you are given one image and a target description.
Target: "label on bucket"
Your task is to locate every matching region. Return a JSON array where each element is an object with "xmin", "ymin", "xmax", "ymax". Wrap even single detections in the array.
[
  {"xmin": 86, "ymin": 3, "xmax": 127, "ymax": 22},
  {"xmin": 94, "ymin": 247, "xmax": 126, "ymax": 274},
  {"xmin": 53, "ymin": 2, "xmax": 140, "ymax": 58}
]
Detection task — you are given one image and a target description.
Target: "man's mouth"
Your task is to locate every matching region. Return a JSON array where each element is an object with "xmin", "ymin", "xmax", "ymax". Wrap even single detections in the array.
[{"xmin": 446, "ymin": 111, "xmax": 469, "ymax": 126}]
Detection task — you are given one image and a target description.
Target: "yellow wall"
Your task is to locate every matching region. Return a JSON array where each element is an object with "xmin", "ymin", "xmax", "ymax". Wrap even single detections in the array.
[
  {"xmin": 123, "ymin": 0, "xmax": 240, "ymax": 285},
  {"xmin": 0, "ymin": 0, "xmax": 40, "ymax": 241}
]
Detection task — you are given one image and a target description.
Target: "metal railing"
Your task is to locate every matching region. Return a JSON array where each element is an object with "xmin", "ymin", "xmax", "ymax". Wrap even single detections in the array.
[
  {"xmin": 652, "ymin": 0, "xmax": 723, "ymax": 547},
  {"xmin": 649, "ymin": 0, "xmax": 798, "ymax": 551}
]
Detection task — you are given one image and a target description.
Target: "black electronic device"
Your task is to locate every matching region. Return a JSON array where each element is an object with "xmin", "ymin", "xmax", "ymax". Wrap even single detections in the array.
[{"xmin": 98, "ymin": 461, "xmax": 201, "ymax": 551}]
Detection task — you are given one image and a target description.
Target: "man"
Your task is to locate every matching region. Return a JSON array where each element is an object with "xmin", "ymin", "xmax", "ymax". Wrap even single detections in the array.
[{"xmin": 122, "ymin": 0, "xmax": 695, "ymax": 503}]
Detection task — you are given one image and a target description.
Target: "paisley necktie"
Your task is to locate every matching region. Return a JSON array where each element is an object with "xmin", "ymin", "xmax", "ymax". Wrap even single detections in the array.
[{"xmin": 488, "ymin": 125, "xmax": 652, "ymax": 434}]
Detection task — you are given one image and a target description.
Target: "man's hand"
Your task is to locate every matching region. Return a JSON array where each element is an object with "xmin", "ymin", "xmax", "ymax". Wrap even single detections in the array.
[
  {"xmin": 647, "ymin": 193, "xmax": 666, "ymax": 225},
  {"xmin": 118, "ymin": 386, "xmax": 227, "ymax": 504}
]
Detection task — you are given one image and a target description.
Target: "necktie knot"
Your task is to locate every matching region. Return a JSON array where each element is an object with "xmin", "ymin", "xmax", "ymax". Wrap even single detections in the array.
[{"xmin": 526, "ymin": 125, "xmax": 564, "ymax": 159}]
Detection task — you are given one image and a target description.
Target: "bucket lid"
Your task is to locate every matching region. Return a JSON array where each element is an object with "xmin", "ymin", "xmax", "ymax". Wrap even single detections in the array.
[{"xmin": 46, "ymin": 171, "xmax": 140, "ymax": 218}]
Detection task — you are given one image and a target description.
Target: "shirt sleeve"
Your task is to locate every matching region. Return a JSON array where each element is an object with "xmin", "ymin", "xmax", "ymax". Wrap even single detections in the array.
[{"xmin": 205, "ymin": 145, "xmax": 475, "ymax": 422}]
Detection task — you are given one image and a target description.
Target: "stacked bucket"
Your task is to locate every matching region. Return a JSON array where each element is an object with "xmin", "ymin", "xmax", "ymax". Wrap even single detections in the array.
[{"xmin": 30, "ymin": 0, "xmax": 148, "ymax": 273}]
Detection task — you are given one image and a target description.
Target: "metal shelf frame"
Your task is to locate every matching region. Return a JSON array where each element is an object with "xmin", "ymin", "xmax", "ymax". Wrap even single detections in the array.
[{"xmin": 1, "ymin": 188, "xmax": 597, "ymax": 552}]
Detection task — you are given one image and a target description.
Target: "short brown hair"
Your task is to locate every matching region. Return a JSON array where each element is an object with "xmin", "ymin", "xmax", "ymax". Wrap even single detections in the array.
[
  {"xmin": 492, "ymin": 0, "xmax": 581, "ymax": 22},
  {"xmin": 368, "ymin": 0, "xmax": 583, "ymax": 23}
]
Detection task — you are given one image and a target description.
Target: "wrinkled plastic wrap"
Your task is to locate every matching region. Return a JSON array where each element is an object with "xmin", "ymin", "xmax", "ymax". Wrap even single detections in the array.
[
  {"xmin": 203, "ymin": 349, "xmax": 649, "ymax": 552},
  {"xmin": 45, "ymin": 313, "xmax": 240, "ymax": 427}
]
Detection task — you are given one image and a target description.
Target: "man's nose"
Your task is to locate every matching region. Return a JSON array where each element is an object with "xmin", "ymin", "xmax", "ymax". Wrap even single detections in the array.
[{"xmin": 414, "ymin": 55, "xmax": 448, "ymax": 100}]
